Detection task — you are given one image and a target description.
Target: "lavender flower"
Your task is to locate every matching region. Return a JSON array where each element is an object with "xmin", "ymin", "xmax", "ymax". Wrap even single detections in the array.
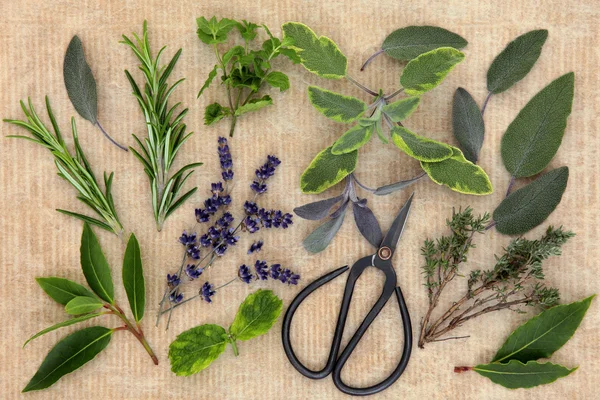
[
  {"xmin": 178, "ymin": 231, "xmax": 197, "ymax": 246},
  {"xmin": 250, "ymin": 155, "xmax": 281, "ymax": 194},
  {"xmin": 199, "ymin": 233, "xmax": 212, "ymax": 247},
  {"xmin": 211, "ymin": 182, "xmax": 224, "ymax": 194},
  {"xmin": 279, "ymin": 268, "xmax": 300, "ymax": 285},
  {"xmin": 170, "ymin": 291, "xmax": 184, "ymax": 303},
  {"xmin": 201, "ymin": 282, "xmax": 216, "ymax": 303},
  {"xmin": 248, "ymin": 240, "xmax": 264, "ymax": 254},
  {"xmin": 250, "ymin": 181, "xmax": 267, "ymax": 194},
  {"xmin": 238, "ymin": 264, "xmax": 254, "ymax": 283},
  {"xmin": 167, "ymin": 273, "xmax": 180, "ymax": 286},
  {"xmin": 185, "ymin": 264, "xmax": 203, "ymax": 280},
  {"xmin": 270, "ymin": 263, "xmax": 281, "ymax": 280},
  {"xmin": 244, "ymin": 201, "xmax": 259, "ymax": 215},
  {"xmin": 218, "ymin": 137, "xmax": 233, "ymax": 181},
  {"xmin": 243, "ymin": 216, "xmax": 260, "ymax": 233},
  {"xmin": 255, "ymin": 260, "xmax": 269, "ymax": 280},
  {"xmin": 186, "ymin": 244, "xmax": 201, "ymax": 260}
]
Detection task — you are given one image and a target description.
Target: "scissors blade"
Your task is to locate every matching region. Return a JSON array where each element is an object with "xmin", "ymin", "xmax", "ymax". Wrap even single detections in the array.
[{"xmin": 380, "ymin": 192, "xmax": 414, "ymax": 253}]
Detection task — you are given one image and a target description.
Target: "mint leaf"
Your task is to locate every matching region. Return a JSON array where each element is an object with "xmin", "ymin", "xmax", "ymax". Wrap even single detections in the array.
[
  {"xmin": 23, "ymin": 313, "xmax": 104, "ymax": 347},
  {"xmin": 236, "ymin": 20, "xmax": 259, "ymax": 41},
  {"xmin": 229, "ymin": 290, "xmax": 283, "ymax": 341},
  {"xmin": 382, "ymin": 26, "xmax": 467, "ymax": 61},
  {"xmin": 332, "ymin": 122, "xmax": 374, "ymax": 154},
  {"xmin": 169, "ymin": 324, "xmax": 228, "ymax": 376},
  {"xmin": 301, "ymin": 146, "xmax": 358, "ymax": 194},
  {"xmin": 122, "ymin": 233, "xmax": 145, "ymax": 322},
  {"xmin": 452, "ymin": 88, "xmax": 484, "ymax": 163},
  {"xmin": 80, "ymin": 223, "xmax": 114, "ymax": 304},
  {"xmin": 35, "ymin": 277, "xmax": 96, "ymax": 305},
  {"xmin": 197, "ymin": 65, "xmax": 219, "ymax": 98},
  {"xmin": 63, "ymin": 36, "xmax": 97, "ymax": 124},
  {"xmin": 234, "ymin": 95, "xmax": 273, "ymax": 116},
  {"xmin": 400, "ymin": 47, "xmax": 465, "ymax": 96},
  {"xmin": 196, "ymin": 17, "xmax": 237, "ymax": 45},
  {"xmin": 473, "ymin": 360, "xmax": 576, "ymax": 389},
  {"xmin": 204, "ymin": 103, "xmax": 229, "ymax": 125},
  {"xmin": 65, "ymin": 296, "xmax": 104, "ymax": 315},
  {"xmin": 391, "ymin": 126, "xmax": 453, "ymax": 162},
  {"xmin": 308, "ymin": 86, "xmax": 366, "ymax": 123},
  {"xmin": 265, "ymin": 71, "xmax": 290, "ymax": 92},
  {"xmin": 382, "ymin": 96, "xmax": 420, "ymax": 122}
]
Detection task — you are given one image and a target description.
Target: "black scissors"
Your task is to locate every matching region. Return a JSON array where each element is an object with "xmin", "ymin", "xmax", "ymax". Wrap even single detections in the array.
[{"xmin": 282, "ymin": 194, "xmax": 414, "ymax": 396}]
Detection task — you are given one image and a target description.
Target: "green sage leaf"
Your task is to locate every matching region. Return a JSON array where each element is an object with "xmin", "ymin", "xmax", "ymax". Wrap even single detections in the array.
[
  {"xmin": 452, "ymin": 88, "xmax": 484, "ymax": 163},
  {"xmin": 282, "ymin": 22, "xmax": 347, "ymax": 79},
  {"xmin": 382, "ymin": 96, "xmax": 420, "ymax": 122},
  {"xmin": 265, "ymin": 71, "xmax": 290, "ymax": 92},
  {"xmin": 382, "ymin": 26, "xmax": 468, "ymax": 61},
  {"xmin": 169, "ymin": 324, "xmax": 228, "ymax": 376},
  {"xmin": 307, "ymin": 86, "xmax": 366, "ymax": 123},
  {"xmin": 80, "ymin": 223, "xmax": 114, "ymax": 304},
  {"xmin": 400, "ymin": 47, "xmax": 465, "ymax": 96},
  {"xmin": 65, "ymin": 296, "xmax": 104, "ymax": 315},
  {"xmin": 501, "ymin": 73, "xmax": 574, "ymax": 178},
  {"xmin": 303, "ymin": 204, "xmax": 348, "ymax": 253},
  {"xmin": 473, "ymin": 360, "xmax": 576, "ymax": 389},
  {"xmin": 197, "ymin": 65, "xmax": 219, "ymax": 98},
  {"xmin": 234, "ymin": 95, "xmax": 273, "ymax": 116},
  {"xmin": 22, "ymin": 326, "xmax": 112, "ymax": 392},
  {"xmin": 36, "ymin": 277, "xmax": 96, "ymax": 305},
  {"xmin": 421, "ymin": 147, "xmax": 493, "ymax": 195},
  {"xmin": 24, "ymin": 313, "xmax": 104, "ymax": 347},
  {"xmin": 204, "ymin": 103, "xmax": 229, "ymax": 125},
  {"xmin": 487, "ymin": 30, "xmax": 548, "ymax": 94},
  {"xmin": 301, "ymin": 146, "xmax": 358, "ymax": 194},
  {"xmin": 196, "ymin": 17, "xmax": 237, "ymax": 45},
  {"xmin": 63, "ymin": 35, "xmax": 97, "ymax": 124},
  {"xmin": 391, "ymin": 126, "xmax": 453, "ymax": 162},
  {"xmin": 229, "ymin": 290, "xmax": 283, "ymax": 341},
  {"xmin": 122, "ymin": 233, "xmax": 145, "ymax": 322},
  {"xmin": 332, "ymin": 122, "xmax": 374, "ymax": 155}
]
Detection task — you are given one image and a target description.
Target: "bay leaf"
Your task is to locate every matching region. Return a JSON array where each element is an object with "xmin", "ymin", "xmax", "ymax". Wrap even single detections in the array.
[
  {"xmin": 229, "ymin": 290, "xmax": 283, "ymax": 341},
  {"xmin": 122, "ymin": 233, "xmax": 145, "ymax": 322},
  {"xmin": 392, "ymin": 126, "xmax": 453, "ymax": 162},
  {"xmin": 452, "ymin": 88, "xmax": 484, "ymax": 163},
  {"xmin": 63, "ymin": 36, "xmax": 97, "ymax": 124},
  {"xmin": 400, "ymin": 47, "xmax": 465, "ymax": 96},
  {"xmin": 169, "ymin": 324, "xmax": 228, "ymax": 376},
  {"xmin": 382, "ymin": 96, "xmax": 420, "ymax": 122},
  {"xmin": 307, "ymin": 86, "xmax": 366, "ymax": 123},
  {"xmin": 353, "ymin": 202, "xmax": 383, "ymax": 247},
  {"xmin": 35, "ymin": 277, "xmax": 96, "ymax": 306},
  {"xmin": 65, "ymin": 296, "xmax": 104, "ymax": 315},
  {"xmin": 300, "ymin": 146, "xmax": 357, "ymax": 194},
  {"xmin": 382, "ymin": 26, "xmax": 468, "ymax": 61},
  {"xmin": 24, "ymin": 313, "xmax": 104, "ymax": 347},
  {"xmin": 332, "ymin": 122, "xmax": 374, "ymax": 154},
  {"xmin": 80, "ymin": 223, "xmax": 114, "ymax": 304},
  {"xmin": 303, "ymin": 203, "xmax": 348, "ymax": 253},
  {"xmin": 293, "ymin": 195, "xmax": 345, "ymax": 220},
  {"xmin": 473, "ymin": 360, "xmax": 576, "ymax": 389}
]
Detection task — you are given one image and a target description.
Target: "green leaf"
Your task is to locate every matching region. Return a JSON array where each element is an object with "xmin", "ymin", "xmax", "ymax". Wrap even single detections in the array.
[
  {"xmin": 197, "ymin": 65, "xmax": 219, "ymax": 98},
  {"xmin": 279, "ymin": 48, "xmax": 302, "ymax": 64},
  {"xmin": 234, "ymin": 95, "xmax": 273, "ymax": 116},
  {"xmin": 24, "ymin": 313, "xmax": 104, "ymax": 347},
  {"xmin": 382, "ymin": 96, "xmax": 420, "ymax": 122},
  {"xmin": 229, "ymin": 290, "xmax": 283, "ymax": 341},
  {"xmin": 473, "ymin": 360, "xmax": 576, "ymax": 389},
  {"xmin": 492, "ymin": 295, "xmax": 595, "ymax": 363},
  {"xmin": 400, "ymin": 47, "xmax": 465, "ymax": 96},
  {"xmin": 487, "ymin": 30, "xmax": 548, "ymax": 94},
  {"xmin": 65, "ymin": 296, "xmax": 104, "ymax": 315},
  {"xmin": 494, "ymin": 167, "xmax": 569, "ymax": 235},
  {"xmin": 35, "ymin": 277, "xmax": 96, "ymax": 306},
  {"xmin": 501, "ymin": 73, "xmax": 574, "ymax": 178},
  {"xmin": 196, "ymin": 17, "xmax": 237, "ymax": 45},
  {"xmin": 282, "ymin": 22, "xmax": 347, "ymax": 79},
  {"xmin": 204, "ymin": 103, "xmax": 229, "ymax": 125},
  {"xmin": 236, "ymin": 20, "xmax": 259, "ymax": 41},
  {"xmin": 122, "ymin": 233, "xmax": 145, "ymax": 322},
  {"xmin": 22, "ymin": 326, "xmax": 112, "ymax": 392},
  {"xmin": 421, "ymin": 147, "xmax": 493, "ymax": 195},
  {"xmin": 452, "ymin": 88, "xmax": 485, "ymax": 163},
  {"xmin": 63, "ymin": 35, "xmax": 97, "ymax": 124},
  {"xmin": 382, "ymin": 26, "xmax": 468, "ymax": 61},
  {"xmin": 332, "ymin": 122, "xmax": 374, "ymax": 155},
  {"xmin": 80, "ymin": 223, "xmax": 114, "ymax": 304},
  {"xmin": 301, "ymin": 146, "xmax": 358, "ymax": 194},
  {"xmin": 222, "ymin": 46, "xmax": 245, "ymax": 65},
  {"xmin": 391, "ymin": 126, "xmax": 453, "ymax": 162},
  {"xmin": 307, "ymin": 86, "xmax": 366, "ymax": 123},
  {"xmin": 169, "ymin": 324, "xmax": 228, "ymax": 376},
  {"xmin": 265, "ymin": 71, "xmax": 290, "ymax": 92}
]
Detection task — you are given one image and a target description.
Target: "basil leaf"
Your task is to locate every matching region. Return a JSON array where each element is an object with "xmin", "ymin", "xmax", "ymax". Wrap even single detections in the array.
[
  {"xmin": 197, "ymin": 65, "xmax": 218, "ymax": 98},
  {"xmin": 392, "ymin": 126, "xmax": 453, "ymax": 162},
  {"xmin": 35, "ymin": 277, "xmax": 96, "ymax": 305},
  {"xmin": 452, "ymin": 88, "xmax": 484, "ymax": 163},
  {"xmin": 169, "ymin": 324, "xmax": 228, "ymax": 376},
  {"xmin": 382, "ymin": 26, "xmax": 468, "ymax": 61},
  {"xmin": 382, "ymin": 96, "xmax": 420, "ymax": 122},
  {"xmin": 23, "ymin": 326, "xmax": 112, "ymax": 392},
  {"xmin": 63, "ymin": 35, "xmax": 98, "ymax": 124},
  {"xmin": 204, "ymin": 102, "xmax": 230, "ymax": 125},
  {"xmin": 301, "ymin": 146, "xmax": 358, "ymax": 194},
  {"xmin": 352, "ymin": 202, "xmax": 383, "ymax": 247},
  {"xmin": 265, "ymin": 71, "xmax": 290, "ymax": 92},
  {"xmin": 65, "ymin": 296, "xmax": 104, "ymax": 315},
  {"xmin": 493, "ymin": 167, "xmax": 569, "ymax": 235},
  {"xmin": 421, "ymin": 147, "xmax": 493, "ymax": 195},
  {"xmin": 122, "ymin": 233, "xmax": 145, "ymax": 322},
  {"xmin": 229, "ymin": 290, "xmax": 283, "ymax": 341},
  {"xmin": 501, "ymin": 73, "xmax": 574, "ymax": 178},
  {"xmin": 332, "ymin": 122, "xmax": 374, "ymax": 155},
  {"xmin": 473, "ymin": 360, "xmax": 576, "ymax": 389},
  {"xmin": 487, "ymin": 30, "xmax": 548, "ymax": 94},
  {"xmin": 303, "ymin": 203, "xmax": 348, "ymax": 253},
  {"xmin": 282, "ymin": 22, "xmax": 347, "ymax": 79},
  {"xmin": 24, "ymin": 312, "xmax": 104, "ymax": 347},
  {"xmin": 492, "ymin": 295, "xmax": 595, "ymax": 363},
  {"xmin": 400, "ymin": 47, "xmax": 465, "ymax": 96},
  {"xmin": 80, "ymin": 223, "xmax": 114, "ymax": 304},
  {"xmin": 307, "ymin": 86, "xmax": 366, "ymax": 123},
  {"xmin": 196, "ymin": 17, "xmax": 237, "ymax": 45},
  {"xmin": 234, "ymin": 95, "xmax": 273, "ymax": 116},
  {"xmin": 294, "ymin": 195, "xmax": 345, "ymax": 220}
]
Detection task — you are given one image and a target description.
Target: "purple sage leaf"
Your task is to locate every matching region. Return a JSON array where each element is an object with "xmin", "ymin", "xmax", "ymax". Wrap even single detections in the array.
[
  {"xmin": 352, "ymin": 202, "xmax": 383, "ymax": 247},
  {"xmin": 303, "ymin": 203, "xmax": 348, "ymax": 253},
  {"xmin": 294, "ymin": 195, "xmax": 344, "ymax": 220}
]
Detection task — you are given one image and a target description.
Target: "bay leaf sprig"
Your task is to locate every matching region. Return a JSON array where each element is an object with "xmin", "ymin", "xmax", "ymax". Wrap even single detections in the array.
[
  {"xmin": 23, "ymin": 223, "xmax": 157, "ymax": 392},
  {"xmin": 122, "ymin": 21, "xmax": 202, "ymax": 231},
  {"xmin": 4, "ymin": 97, "xmax": 124, "ymax": 235}
]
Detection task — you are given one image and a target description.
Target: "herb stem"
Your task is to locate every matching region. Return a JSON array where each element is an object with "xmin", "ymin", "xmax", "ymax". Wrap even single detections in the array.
[
  {"xmin": 384, "ymin": 88, "xmax": 404, "ymax": 101},
  {"xmin": 230, "ymin": 339, "xmax": 239, "ymax": 356},
  {"xmin": 505, "ymin": 176, "xmax": 516, "ymax": 197},
  {"xmin": 481, "ymin": 91, "xmax": 492, "ymax": 116},
  {"xmin": 108, "ymin": 303, "xmax": 158, "ymax": 365},
  {"xmin": 96, "ymin": 120, "xmax": 128, "ymax": 151},
  {"xmin": 360, "ymin": 49, "xmax": 385, "ymax": 71},
  {"xmin": 345, "ymin": 75, "xmax": 378, "ymax": 97},
  {"xmin": 350, "ymin": 173, "xmax": 376, "ymax": 193}
]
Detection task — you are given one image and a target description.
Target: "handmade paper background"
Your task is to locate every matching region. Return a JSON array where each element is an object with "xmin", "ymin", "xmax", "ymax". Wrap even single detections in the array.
[{"xmin": 0, "ymin": 0, "xmax": 598, "ymax": 398}]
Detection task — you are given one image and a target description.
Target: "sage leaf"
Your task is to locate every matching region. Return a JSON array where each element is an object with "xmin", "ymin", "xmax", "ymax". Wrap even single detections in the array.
[
  {"xmin": 487, "ymin": 30, "xmax": 548, "ymax": 94},
  {"xmin": 421, "ymin": 147, "xmax": 493, "ymax": 195},
  {"xmin": 122, "ymin": 233, "xmax": 145, "ymax": 322},
  {"xmin": 265, "ymin": 71, "xmax": 290, "ymax": 91},
  {"xmin": 24, "ymin": 313, "xmax": 104, "ymax": 347},
  {"xmin": 382, "ymin": 96, "xmax": 420, "ymax": 122},
  {"xmin": 400, "ymin": 47, "xmax": 465, "ymax": 96},
  {"xmin": 473, "ymin": 360, "xmax": 576, "ymax": 389},
  {"xmin": 353, "ymin": 202, "xmax": 383, "ymax": 247},
  {"xmin": 23, "ymin": 326, "xmax": 112, "ymax": 392},
  {"xmin": 64, "ymin": 36, "xmax": 97, "ymax": 124},
  {"xmin": 382, "ymin": 26, "xmax": 468, "ymax": 61},
  {"xmin": 375, "ymin": 118, "xmax": 387, "ymax": 144},
  {"xmin": 204, "ymin": 103, "xmax": 230, "ymax": 125},
  {"xmin": 332, "ymin": 122, "xmax": 374, "ymax": 154},
  {"xmin": 234, "ymin": 95, "xmax": 273, "ymax": 116},
  {"xmin": 307, "ymin": 86, "xmax": 366, "ymax": 123},
  {"xmin": 303, "ymin": 203, "xmax": 348, "ymax": 253},
  {"xmin": 35, "ymin": 277, "xmax": 96, "ymax": 305},
  {"xmin": 374, "ymin": 173, "xmax": 426, "ymax": 196},
  {"xmin": 391, "ymin": 126, "xmax": 453, "ymax": 162},
  {"xmin": 301, "ymin": 146, "xmax": 358, "ymax": 194},
  {"xmin": 196, "ymin": 17, "xmax": 237, "ymax": 45},
  {"xmin": 294, "ymin": 195, "xmax": 345, "ymax": 220},
  {"xmin": 65, "ymin": 296, "xmax": 104, "ymax": 315},
  {"xmin": 493, "ymin": 167, "xmax": 569, "ymax": 235},
  {"xmin": 501, "ymin": 73, "xmax": 574, "ymax": 178},
  {"xmin": 229, "ymin": 289, "xmax": 283, "ymax": 341},
  {"xmin": 452, "ymin": 88, "xmax": 484, "ymax": 163},
  {"xmin": 169, "ymin": 324, "xmax": 228, "ymax": 376},
  {"xmin": 80, "ymin": 223, "xmax": 114, "ymax": 304},
  {"xmin": 282, "ymin": 22, "xmax": 347, "ymax": 79},
  {"xmin": 197, "ymin": 64, "xmax": 218, "ymax": 98},
  {"xmin": 492, "ymin": 295, "xmax": 595, "ymax": 364}
]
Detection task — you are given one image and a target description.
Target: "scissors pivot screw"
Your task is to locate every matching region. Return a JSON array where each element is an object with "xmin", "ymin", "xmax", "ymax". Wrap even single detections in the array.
[{"xmin": 378, "ymin": 246, "xmax": 392, "ymax": 260}]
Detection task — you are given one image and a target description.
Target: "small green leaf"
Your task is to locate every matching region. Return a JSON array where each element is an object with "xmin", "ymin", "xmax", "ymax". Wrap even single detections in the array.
[
  {"xmin": 169, "ymin": 324, "xmax": 228, "ymax": 376},
  {"xmin": 235, "ymin": 95, "xmax": 273, "ymax": 116},
  {"xmin": 24, "ymin": 313, "xmax": 104, "ymax": 347},
  {"xmin": 236, "ymin": 20, "xmax": 259, "ymax": 41},
  {"xmin": 382, "ymin": 26, "xmax": 468, "ymax": 61},
  {"xmin": 197, "ymin": 65, "xmax": 219, "ymax": 98},
  {"xmin": 332, "ymin": 123, "xmax": 374, "ymax": 155},
  {"xmin": 301, "ymin": 146, "xmax": 358, "ymax": 194},
  {"xmin": 35, "ymin": 277, "xmax": 96, "ymax": 306},
  {"xmin": 494, "ymin": 167, "xmax": 569, "ymax": 235},
  {"xmin": 487, "ymin": 30, "xmax": 548, "ymax": 94},
  {"xmin": 421, "ymin": 147, "xmax": 493, "ymax": 195},
  {"xmin": 63, "ymin": 36, "xmax": 98, "ymax": 124},
  {"xmin": 382, "ymin": 96, "xmax": 420, "ymax": 122},
  {"xmin": 122, "ymin": 233, "xmax": 145, "ymax": 322},
  {"xmin": 196, "ymin": 17, "xmax": 237, "ymax": 45},
  {"xmin": 307, "ymin": 86, "xmax": 366, "ymax": 123},
  {"xmin": 65, "ymin": 296, "xmax": 104, "ymax": 315},
  {"xmin": 279, "ymin": 48, "xmax": 302, "ymax": 64},
  {"xmin": 473, "ymin": 360, "xmax": 576, "ymax": 389},
  {"xmin": 222, "ymin": 46, "xmax": 245, "ymax": 65},
  {"xmin": 391, "ymin": 126, "xmax": 453, "ymax": 162},
  {"xmin": 282, "ymin": 22, "xmax": 347, "ymax": 79},
  {"xmin": 229, "ymin": 290, "xmax": 283, "ymax": 341},
  {"xmin": 452, "ymin": 88, "xmax": 485, "ymax": 163},
  {"xmin": 501, "ymin": 73, "xmax": 574, "ymax": 178},
  {"xmin": 204, "ymin": 103, "xmax": 229, "ymax": 125},
  {"xmin": 265, "ymin": 71, "xmax": 290, "ymax": 92},
  {"xmin": 80, "ymin": 223, "xmax": 114, "ymax": 304},
  {"xmin": 22, "ymin": 326, "xmax": 112, "ymax": 392},
  {"xmin": 400, "ymin": 47, "xmax": 465, "ymax": 96}
]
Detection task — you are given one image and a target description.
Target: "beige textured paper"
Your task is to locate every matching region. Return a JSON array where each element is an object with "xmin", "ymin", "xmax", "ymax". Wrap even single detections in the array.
[{"xmin": 0, "ymin": 0, "xmax": 598, "ymax": 398}]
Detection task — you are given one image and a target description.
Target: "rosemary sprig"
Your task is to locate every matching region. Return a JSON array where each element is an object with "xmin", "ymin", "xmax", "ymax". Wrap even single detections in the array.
[
  {"xmin": 121, "ymin": 21, "xmax": 202, "ymax": 231},
  {"xmin": 4, "ymin": 97, "xmax": 123, "ymax": 235}
]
